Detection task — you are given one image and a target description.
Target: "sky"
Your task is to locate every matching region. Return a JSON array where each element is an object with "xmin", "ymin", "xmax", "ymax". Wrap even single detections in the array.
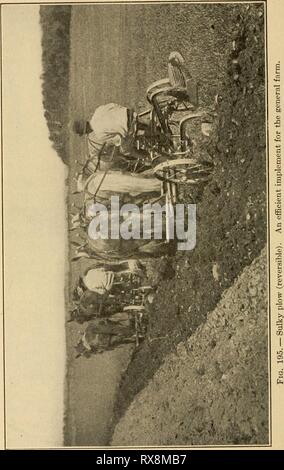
[{"xmin": 2, "ymin": 5, "xmax": 67, "ymax": 448}]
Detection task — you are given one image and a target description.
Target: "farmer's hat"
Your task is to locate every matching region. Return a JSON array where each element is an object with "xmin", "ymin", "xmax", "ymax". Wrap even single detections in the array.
[{"xmin": 73, "ymin": 120, "xmax": 88, "ymax": 136}]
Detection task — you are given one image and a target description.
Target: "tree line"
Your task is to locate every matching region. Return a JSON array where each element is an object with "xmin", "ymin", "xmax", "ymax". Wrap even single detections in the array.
[{"xmin": 40, "ymin": 6, "xmax": 71, "ymax": 164}]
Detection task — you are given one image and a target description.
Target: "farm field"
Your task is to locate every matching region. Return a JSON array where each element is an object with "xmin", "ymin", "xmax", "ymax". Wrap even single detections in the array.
[{"xmin": 64, "ymin": 3, "xmax": 267, "ymax": 446}]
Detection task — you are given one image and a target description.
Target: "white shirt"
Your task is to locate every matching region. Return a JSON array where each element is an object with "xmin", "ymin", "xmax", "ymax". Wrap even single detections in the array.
[
  {"xmin": 83, "ymin": 268, "xmax": 114, "ymax": 294},
  {"xmin": 88, "ymin": 103, "xmax": 129, "ymax": 160}
]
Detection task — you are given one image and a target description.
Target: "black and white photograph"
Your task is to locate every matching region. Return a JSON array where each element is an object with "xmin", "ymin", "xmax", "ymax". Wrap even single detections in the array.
[{"xmin": 1, "ymin": 0, "xmax": 283, "ymax": 450}]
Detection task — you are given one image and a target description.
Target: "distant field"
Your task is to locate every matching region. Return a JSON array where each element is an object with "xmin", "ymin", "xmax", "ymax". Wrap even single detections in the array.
[{"xmin": 64, "ymin": 3, "xmax": 262, "ymax": 446}]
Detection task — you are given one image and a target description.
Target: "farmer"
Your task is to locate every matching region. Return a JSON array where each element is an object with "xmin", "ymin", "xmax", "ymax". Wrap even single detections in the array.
[
  {"xmin": 80, "ymin": 261, "xmax": 144, "ymax": 295},
  {"xmin": 73, "ymin": 103, "xmax": 149, "ymax": 175},
  {"xmin": 82, "ymin": 266, "xmax": 114, "ymax": 295},
  {"xmin": 71, "ymin": 261, "xmax": 145, "ymax": 320}
]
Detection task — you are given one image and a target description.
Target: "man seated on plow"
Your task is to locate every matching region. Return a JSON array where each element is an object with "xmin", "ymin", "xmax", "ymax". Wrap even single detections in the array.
[
  {"xmin": 73, "ymin": 51, "xmax": 203, "ymax": 174},
  {"xmin": 70, "ymin": 262, "xmax": 146, "ymax": 323},
  {"xmin": 81, "ymin": 261, "xmax": 144, "ymax": 294},
  {"xmin": 73, "ymin": 102, "xmax": 149, "ymax": 175}
]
